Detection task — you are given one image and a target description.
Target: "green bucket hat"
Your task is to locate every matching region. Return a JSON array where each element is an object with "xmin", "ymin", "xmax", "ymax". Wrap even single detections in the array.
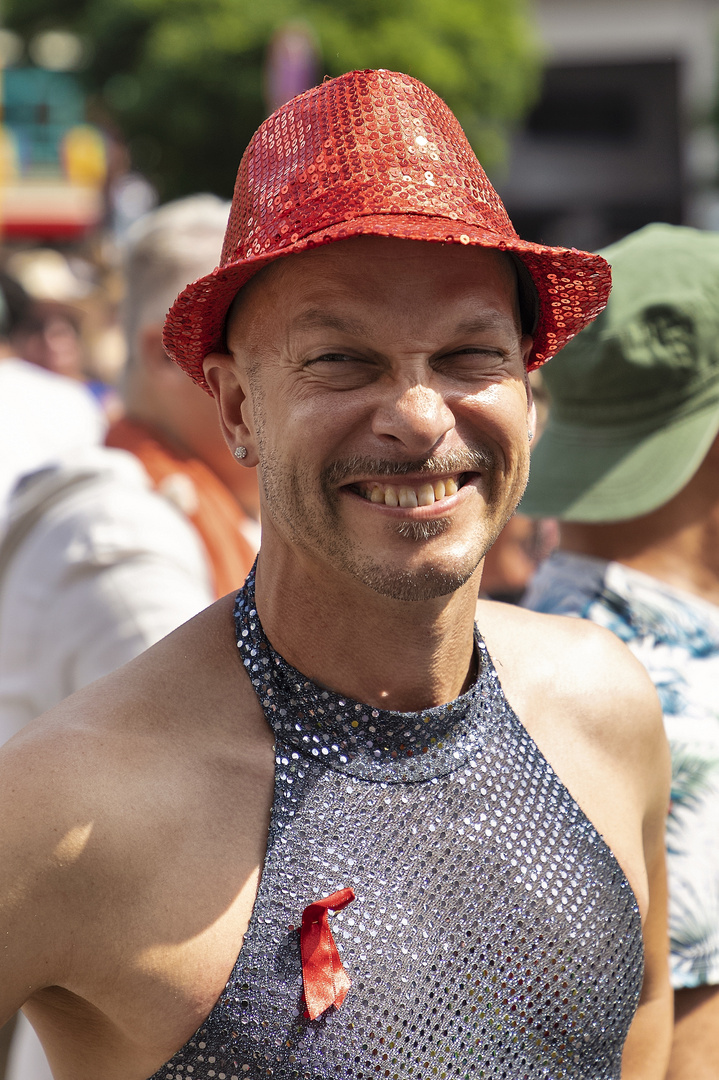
[{"xmin": 521, "ymin": 223, "xmax": 719, "ymax": 522}]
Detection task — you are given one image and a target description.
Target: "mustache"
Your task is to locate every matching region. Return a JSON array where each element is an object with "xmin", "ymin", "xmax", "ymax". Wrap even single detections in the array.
[{"xmin": 323, "ymin": 448, "xmax": 497, "ymax": 486}]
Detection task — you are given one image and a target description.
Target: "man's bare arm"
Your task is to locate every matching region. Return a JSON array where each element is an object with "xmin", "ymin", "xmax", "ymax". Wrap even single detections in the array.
[
  {"xmin": 0, "ymin": 724, "xmax": 79, "ymax": 1025},
  {"xmin": 621, "ymin": 675, "xmax": 673, "ymax": 1079},
  {"xmin": 622, "ymin": 843, "xmax": 672, "ymax": 1077}
]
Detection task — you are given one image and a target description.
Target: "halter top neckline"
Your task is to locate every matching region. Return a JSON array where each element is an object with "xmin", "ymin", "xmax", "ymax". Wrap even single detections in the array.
[{"xmin": 234, "ymin": 567, "xmax": 495, "ymax": 782}]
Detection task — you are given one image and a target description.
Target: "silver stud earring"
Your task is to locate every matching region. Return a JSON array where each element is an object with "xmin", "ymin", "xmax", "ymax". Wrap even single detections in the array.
[
  {"xmin": 528, "ymin": 430, "xmax": 534, "ymax": 443},
  {"xmin": 234, "ymin": 446, "xmax": 247, "ymax": 460}
]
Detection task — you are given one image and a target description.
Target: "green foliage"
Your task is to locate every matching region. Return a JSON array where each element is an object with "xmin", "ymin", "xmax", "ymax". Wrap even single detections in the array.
[{"xmin": 4, "ymin": 0, "xmax": 541, "ymax": 201}]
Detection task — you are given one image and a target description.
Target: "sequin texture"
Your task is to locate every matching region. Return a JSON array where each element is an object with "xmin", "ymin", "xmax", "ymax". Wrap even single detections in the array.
[
  {"xmin": 150, "ymin": 567, "xmax": 643, "ymax": 1079},
  {"xmin": 162, "ymin": 69, "xmax": 612, "ymax": 392}
]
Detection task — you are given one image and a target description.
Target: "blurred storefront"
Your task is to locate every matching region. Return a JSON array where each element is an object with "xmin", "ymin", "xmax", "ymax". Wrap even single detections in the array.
[{"xmin": 0, "ymin": 64, "xmax": 107, "ymax": 241}]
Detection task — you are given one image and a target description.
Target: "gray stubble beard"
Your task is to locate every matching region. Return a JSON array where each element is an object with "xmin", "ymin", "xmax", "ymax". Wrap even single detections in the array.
[
  {"xmin": 252, "ymin": 393, "xmax": 516, "ymax": 601},
  {"xmin": 395, "ymin": 518, "xmax": 451, "ymax": 542}
]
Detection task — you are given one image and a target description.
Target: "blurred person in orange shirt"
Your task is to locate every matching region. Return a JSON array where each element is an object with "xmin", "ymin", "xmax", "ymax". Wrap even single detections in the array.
[
  {"xmin": 106, "ymin": 194, "xmax": 260, "ymax": 593},
  {"xmin": 0, "ymin": 193, "xmax": 259, "ymax": 737}
]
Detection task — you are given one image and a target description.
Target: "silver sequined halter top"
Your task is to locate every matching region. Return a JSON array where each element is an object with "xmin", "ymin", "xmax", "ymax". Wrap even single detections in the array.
[{"xmin": 151, "ymin": 568, "xmax": 643, "ymax": 1080}]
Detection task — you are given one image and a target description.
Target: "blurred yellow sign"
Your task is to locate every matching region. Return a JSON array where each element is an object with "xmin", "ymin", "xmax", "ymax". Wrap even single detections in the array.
[{"xmin": 62, "ymin": 125, "xmax": 107, "ymax": 187}]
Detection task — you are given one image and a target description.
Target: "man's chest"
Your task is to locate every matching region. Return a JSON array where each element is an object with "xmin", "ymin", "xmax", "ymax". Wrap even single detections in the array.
[
  {"xmin": 144, "ymin": 731, "xmax": 643, "ymax": 1080},
  {"xmin": 36, "ymin": 663, "xmax": 642, "ymax": 1080}
]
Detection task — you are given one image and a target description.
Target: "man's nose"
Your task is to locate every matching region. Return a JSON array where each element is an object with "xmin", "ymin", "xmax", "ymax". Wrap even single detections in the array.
[{"xmin": 371, "ymin": 382, "xmax": 455, "ymax": 454}]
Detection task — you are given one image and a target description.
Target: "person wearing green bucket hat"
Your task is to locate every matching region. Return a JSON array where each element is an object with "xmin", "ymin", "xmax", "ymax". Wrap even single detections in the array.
[
  {"xmin": 524, "ymin": 222, "xmax": 719, "ymax": 1079},
  {"xmin": 521, "ymin": 222, "xmax": 719, "ymax": 523}
]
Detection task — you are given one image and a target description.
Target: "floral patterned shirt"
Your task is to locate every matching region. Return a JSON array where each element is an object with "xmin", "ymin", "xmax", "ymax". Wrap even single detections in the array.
[{"xmin": 524, "ymin": 551, "xmax": 719, "ymax": 990}]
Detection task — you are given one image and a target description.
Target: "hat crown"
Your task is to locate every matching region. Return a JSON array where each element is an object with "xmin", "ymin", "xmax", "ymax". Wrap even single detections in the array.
[{"xmin": 221, "ymin": 69, "xmax": 517, "ymax": 267}]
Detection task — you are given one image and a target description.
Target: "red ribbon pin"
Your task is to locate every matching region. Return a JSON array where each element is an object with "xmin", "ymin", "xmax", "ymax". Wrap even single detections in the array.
[{"xmin": 300, "ymin": 887, "xmax": 355, "ymax": 1020}]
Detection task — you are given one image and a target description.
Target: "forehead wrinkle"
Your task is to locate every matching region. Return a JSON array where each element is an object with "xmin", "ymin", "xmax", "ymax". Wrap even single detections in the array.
[
  {"xmin": 292, "ymin": 304, "xmax": 517, "ymax": 340},
  {"xmin": 291, "ymin": 308, "xmax": 371, "ymax": 338}
]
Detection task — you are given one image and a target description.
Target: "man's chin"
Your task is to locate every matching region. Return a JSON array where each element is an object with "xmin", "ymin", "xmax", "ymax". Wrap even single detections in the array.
[{"xmin": 348, "ymin": 553, "xmax": 480, "ymax": 603}]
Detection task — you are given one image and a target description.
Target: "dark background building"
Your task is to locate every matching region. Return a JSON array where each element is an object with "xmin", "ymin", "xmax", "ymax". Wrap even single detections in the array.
[{"xmin": 498, "ymin": 0, "xmax": 719, "ymax": 250}]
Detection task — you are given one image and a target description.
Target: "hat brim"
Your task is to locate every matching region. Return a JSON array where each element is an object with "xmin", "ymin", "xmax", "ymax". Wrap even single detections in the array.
[
  {"xmin": 521, "ymin": 398, "xmax": 719, "ymax": 522},
  {"xmin": 162, "ymin": 212, "xmax": 610, "ymax": 393}
]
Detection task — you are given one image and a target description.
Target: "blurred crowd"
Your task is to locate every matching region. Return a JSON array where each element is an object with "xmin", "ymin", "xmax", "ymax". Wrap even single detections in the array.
[{"xmin": 3, "ymin": 191, "xmax": 719, "ymax": 1077}]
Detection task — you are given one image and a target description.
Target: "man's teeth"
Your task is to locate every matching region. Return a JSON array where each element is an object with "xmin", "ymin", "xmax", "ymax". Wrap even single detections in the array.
[{"xmin": 360, "ymin": 477, "xmax": 459, "ymax": 507}]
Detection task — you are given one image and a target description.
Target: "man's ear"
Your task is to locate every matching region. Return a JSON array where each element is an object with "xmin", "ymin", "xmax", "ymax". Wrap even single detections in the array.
[
  {"xmin": 203, "ymin": 351, "xmax": 259, "ymax": 467},
  {"xmin": 527, "ymin": 398, "xmax": 537, "ymax": 444},
  {"xmin": 524, "ymin": 365, "xmax": 537, "ymax": 444}
]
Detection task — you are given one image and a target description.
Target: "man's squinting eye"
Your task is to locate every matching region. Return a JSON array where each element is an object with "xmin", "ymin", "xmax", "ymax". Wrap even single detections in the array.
[
  {"xmin": 308, "ymin": 353, "xmax": 362, "ymax": 365},
  {"xmin": 306, "ymin": 352, "xmax": 377, "ymax": 375},
  {"xmin": 437, "ymin": 347, "xmax": 510, "ymax": 370},
  {"xmin": 304, "ymin": 353, "xmax": 378, "ymax": 387},
  {"xmin": 447, "ymin": 346, "xmax": 506, "ymax": 358}
]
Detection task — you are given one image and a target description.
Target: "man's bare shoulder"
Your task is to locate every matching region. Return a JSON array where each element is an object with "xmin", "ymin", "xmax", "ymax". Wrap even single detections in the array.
[
  {"xmin": 0, "ymin": 592, "xmax": 275, "ymax": 1021},
  {"xmin": 0, "ymin": 593, "xmax": 272, "ymax": 844},
  {"xmin": 2, "ymin": 593, "xmax": 261, "ymax": 842},
  {"xmin": 475, "ymin": 597, "xmax": 666, "ymax": 772},
  {"xmin": 0, "ymin": 590, "xmax": 246, "ymax": 818},
  {"xmin": 4, "ymin": 592, "xmax": 244, "ymax": 752}
]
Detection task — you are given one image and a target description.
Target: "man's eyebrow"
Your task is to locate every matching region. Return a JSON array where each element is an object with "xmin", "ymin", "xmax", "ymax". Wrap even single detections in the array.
[
  {"xmin": 451, "ymin": 313, "xmax": 519, "ymax": 336},
  {"xmin": 291, "ymin": 309, "xmax": 372, "ymax": 336}
]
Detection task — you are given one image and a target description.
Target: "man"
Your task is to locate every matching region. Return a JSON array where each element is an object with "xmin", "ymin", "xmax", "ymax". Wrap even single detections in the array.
[
  {"xmin": 0, "ymin": 70, "xmax": 670, "ymax": 1079},
  {"xmin": 0, "ymin": 271, "xmax": 105, "ymax": 528},
  {"xmin": 522, "ymin": 222, "xmax": 719, "ymax": 1080}
]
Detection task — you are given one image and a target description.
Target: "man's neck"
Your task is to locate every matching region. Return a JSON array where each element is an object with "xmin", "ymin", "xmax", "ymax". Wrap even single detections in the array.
[
  {"xmin": 253, "ymin": 544, "xmax": 481, "ymax": 714},
  {"xmin": 558, "ymin": 465, "xmax": 719, "ymax": 606}
]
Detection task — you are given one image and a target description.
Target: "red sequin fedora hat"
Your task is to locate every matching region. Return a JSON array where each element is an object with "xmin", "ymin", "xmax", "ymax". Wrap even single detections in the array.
[{"xmin": 163, "ymin": 69, "xmax": 611, "ymax": 391}]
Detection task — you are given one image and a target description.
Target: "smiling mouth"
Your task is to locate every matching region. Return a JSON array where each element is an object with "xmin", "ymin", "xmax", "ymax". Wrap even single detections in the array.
[{"xmin": 347, "ymin": 474, "xmax": 471, "ymax": 508}]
